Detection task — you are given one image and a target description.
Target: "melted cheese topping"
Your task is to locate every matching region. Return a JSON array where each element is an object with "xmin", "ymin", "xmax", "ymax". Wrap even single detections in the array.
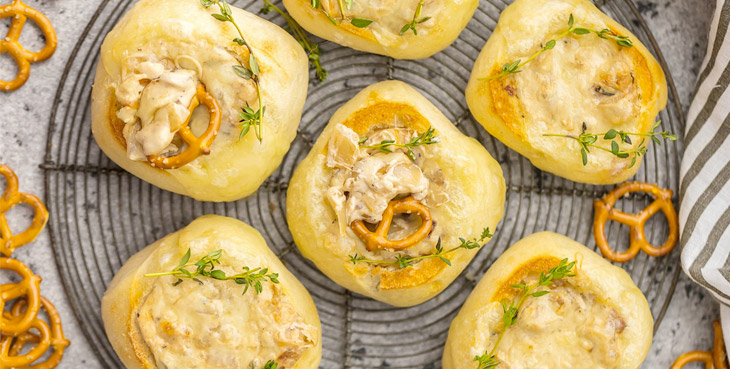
[
  {"xmin": 474, "ymin": 282, "xmax": 626, "ymax": 369},
  {"xmin": 136, "ymin": 269, "xmax": 315, "ymax": 369},
  {"xmin": 514, "ymin": 36, "xmax": 641, "ymax": 141},
  {"xmin": 318, "ymin": 0, "xmax": 438, "ymax": 39}
]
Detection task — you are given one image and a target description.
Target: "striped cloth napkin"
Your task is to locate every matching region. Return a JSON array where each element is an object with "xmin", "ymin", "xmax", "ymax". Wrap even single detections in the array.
[{"xmin": 679, "ymin": 0, "xmax": 730, "ymax": 349}]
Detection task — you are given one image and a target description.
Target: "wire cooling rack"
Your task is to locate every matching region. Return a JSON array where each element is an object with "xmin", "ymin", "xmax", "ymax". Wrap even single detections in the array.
[{"xmin": 43, "ymin": 0, "xmax": 685, "ymax": 367}]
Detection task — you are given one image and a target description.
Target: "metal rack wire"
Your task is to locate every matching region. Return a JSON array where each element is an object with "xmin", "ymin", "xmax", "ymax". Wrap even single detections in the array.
[{"xmin": 43, "ymin": 0, "xmax": 684, "ymax": 367}]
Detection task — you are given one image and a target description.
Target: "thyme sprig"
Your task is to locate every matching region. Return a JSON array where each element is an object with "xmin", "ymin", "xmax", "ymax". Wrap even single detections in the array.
[
  {"xmin": 400, "ymin": 0, "xmax": 431, "ymax": 36},
  {"xmin": 544, "ymin": 121, "xmax": 678, "ymax": 167},
  {"xmin": 261, "ymin": 0, "xmax": 328, "ymax": 81},
  {"xmin": 144, "ymin": 249, "xmax": 280, "ymax": 295},
  {"xmin": 473, "ymin": 259, "xmax": 576, "ymax": 369},
  {"xmin": 201, "ymin": 0, "xmax": 265, "ymax": 141},
  {"xmin": 310, "ymin": 0, "xmax": 373, "ymax": 28},
  {"xmin": 359, "ymin": 126, "xmax": 439, "ymax": 162},
  {"xmin": 251, "ymin": 360, "xmax": 278, "ymax": 369},
  {"xmin": 349, "ymin": 227, "xmax": 493, "ymax": 269},
  {"xmin": 481, "ymin": 14, "xmax": 633, "ymax": 80}
]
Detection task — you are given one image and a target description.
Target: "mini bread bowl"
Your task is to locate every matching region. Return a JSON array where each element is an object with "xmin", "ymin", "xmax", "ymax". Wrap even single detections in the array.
[
  {"xmin": 91, "ymin": 0, "xmax": 308, "ymax": 201},
  {"xmin": 102, "ymin": 215, "xmax": 322, "ymax": 369},
  {"xmin": 282, "ymin": 0, "xmax": 479, "ymax": 59},
  {"xmin": 287, "ymin": 80, "xmax": 506, "ymax": 307},
  {"xmin": 443, "ymin": 231, "xmax": 653, "ymax": 369},
  {"xmin": 466, "ymin": 0, "xmax": 668, "ymax": 184}
]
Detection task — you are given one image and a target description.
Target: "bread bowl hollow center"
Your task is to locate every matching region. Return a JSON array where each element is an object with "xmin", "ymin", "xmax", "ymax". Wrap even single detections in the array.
[{"xmin": 326, "ymin": 101, "xmax": 451, "ymax": 288}]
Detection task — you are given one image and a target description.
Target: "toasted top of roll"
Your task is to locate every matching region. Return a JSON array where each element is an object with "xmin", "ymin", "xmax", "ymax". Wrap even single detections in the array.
[
  {"xmin": 102, "ymin": 215, "xmax": 322, "ymax": 369},
  {"xmin": 443, "ymin": 231, "xmax": 653, "ymax": 369},
  {"xmin": 91, "ymin": 0, "xmax": 308, "ymax": 201},
  {"xmin": 466, "ymin": 0, "xmax": 667, "ymax": 184},
  {"xmin": 287, "ymin": 80, "xmax": 505, "ymax": 307}
]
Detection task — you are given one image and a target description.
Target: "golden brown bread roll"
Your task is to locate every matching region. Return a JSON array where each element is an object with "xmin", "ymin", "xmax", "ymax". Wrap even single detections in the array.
[
  {"xmin": 443, "ymin": 231, "xmax": 653, "ymax": 369},
  {"xmin": 466, "ymin": 0, "xmax": 668, "ymax": 184},
  {"xmin": 91, "ymin": 0, "xmax": 308, "ymax": 201},
  {"xmin": 282, "ymin": 0, "xmax": 478, "ymax": 59},
  {"xmin": 287, "ymin": 80, "xmax": 505, "ymax": 307},
  {"xmin": 102, "ymin": 215, "xmax": 322, "ymax": 369}
]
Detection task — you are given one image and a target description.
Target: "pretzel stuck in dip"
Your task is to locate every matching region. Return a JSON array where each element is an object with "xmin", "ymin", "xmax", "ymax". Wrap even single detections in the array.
[
  {"xmin": 670, "ymin": 321, "xmax": 728, "ymax": 369},
  {"xmin": 147, "ymin": 84, "xmax": 222, "ymax": 169},
  {"xmin": 593, "ymin": 182, "xmax": 678, "ymax": 263},
  {"xmin": 351, "ymin": 196, "xmax": 433, "ymax": 251},
  {"xmin": 0, "ymin": 0, "xmax": 58, "ymax": 91},
  {"xmin": 0, "ymin": 164, "xmax": 49, "ymax": 257}
]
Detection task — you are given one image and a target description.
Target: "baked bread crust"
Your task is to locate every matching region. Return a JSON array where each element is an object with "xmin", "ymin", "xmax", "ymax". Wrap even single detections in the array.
[
  {"xmin": 466, "ymin": 0, "xmax": 668, "ymax": 184},
  {"xmin": 286, "ymin": 80, "xmax": 505, "ymax": 307},
  {"xmin": 443, "ymin": 231, "xmax": 653, "ymax": 369},
  {"xmin": 91, "ymin": 0, "xmax": 308, "ymax": 201},
  {"xmin": 101, "ymin": 215, "xmax": 322, "ymax": 369},
  {"xmin": 282, "ymin": 0, "xmax": 478, "ymax": 59}
]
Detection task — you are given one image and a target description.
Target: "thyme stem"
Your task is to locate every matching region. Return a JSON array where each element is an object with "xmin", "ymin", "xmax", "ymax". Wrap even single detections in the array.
[
  {"xmin": 144, "ymin": 248, "xmax": 279, "ymax": 295},
  {"xmin": 481, "ymin": 14, "xmax": 634, "ymax": 81},
  {"xmin": 359, "ymin": 126, "xmax": 439, "ymax": 162},
  {"xmin": 202, "ymin": 0, "xmax": 265, "ymax": 141},
  {"xmin": 544, "ymin": 121, "xmax": 677, "ymax": 167},
  {"xmin": 474, "ymin": 259, "xmax": 576, "ymax": 369},
  {"xmin": 349, "ymin": 228, "xmax": 493, "ymax": 269},
  {"xmin": 261, "ymin": 0, "xmax": 328, "ymax": 81}
]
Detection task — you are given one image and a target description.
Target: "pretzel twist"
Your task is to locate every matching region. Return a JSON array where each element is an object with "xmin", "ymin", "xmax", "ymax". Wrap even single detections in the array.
[
  {"xmin": 670, "ymin": 321, "xmax": 727, "ymax": 369},
  {"xmin": 351, "ymin": 196, "xmax": 433, "ymax": 251},
  {"xmin": 0, "ymin": 164, "xmax": 49, "ymax": 257},
  {"xmin": 0, "ymin": 296, "xmax": 69, "ymax": 369},
  {"xmin": 0, "ymin": 0, "xmax": 57, "ymax": 91},
  {"xmin": 593, "ymin": 182, "xmax": 678, "ymax": 263},
  {"xmin": 147, "ymin": 84, "xmax": 222, "ymax": 169},
  {"xmin": 0, "ymin": 258, "xmax": 41, "ymax": 336}
]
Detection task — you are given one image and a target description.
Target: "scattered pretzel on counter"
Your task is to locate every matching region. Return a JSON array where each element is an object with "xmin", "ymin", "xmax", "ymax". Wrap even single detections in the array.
[
  {"xmin": 351, "ymin": 196, "xmax": 433, "ymax": 251},
  {"xmin": 147, "ymin": 84, "xmax": 222, "ymax": 169},
  {"xmin": 0, "ymin": 166, "xmax": 68, "ymax": 368},
  {"xmin": 593, "ymin": 182, "xmax": 678, "ymax": 263},
  {"xmin": 0, "ymin": 0, "xmax": 58, "ymax": 91},
  {"xmin": 0, "ymin": 164, "xmax": 49, "ymax": 257},
  {"xmin": 0, "ymin": 258, "xmax": 41, "ymax": 336},
  {"xmin": 670, "ymin": 321, "xmax": 728, "ymax": 369},
  {"xmin": 0, "ymin": 296, "xmax": 69, "ymax": 369}
]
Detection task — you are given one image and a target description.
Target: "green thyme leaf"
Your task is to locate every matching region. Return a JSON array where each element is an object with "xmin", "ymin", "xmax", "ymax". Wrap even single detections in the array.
[
  {"xmin": 144, "ymin": 248, "xmax": 278, "ymax": 295},
  {"xmin": 348, "ymin": 228, "xmax": 494, "ymax": 269},
  {"xmin": 481, "ymin": 13, "xmax": 634, "ymax": 80},
  {"xmin": 350, "ymin": 17, "xmax": 373, "ymax": 27}
]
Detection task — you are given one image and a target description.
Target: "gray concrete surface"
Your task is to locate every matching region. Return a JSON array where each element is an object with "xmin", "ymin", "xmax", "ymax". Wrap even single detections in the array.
[{"xmin": 0, "ymin": 0, "xmax": 720, "ymax": 367}]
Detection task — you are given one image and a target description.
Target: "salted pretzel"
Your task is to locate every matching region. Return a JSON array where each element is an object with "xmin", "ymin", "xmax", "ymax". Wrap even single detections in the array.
[
  {"xmin": 593, "ymin": 182, "xmax": 678, "ymax": 263},
  {"xmin": 147, "ymin": 84, "xmax": 222, "ymax": 169},
  {"xmin": 0, "ymin": 164, "xmax": 49, "ymax": 257},
  {"xmin": 670, "ymin": 321, "xmax": 728, "ymax": 369},
  {"xmin": 0, "ymin": 296, "xmax": 69, "ymax": 369},
  {"xmin": 0, "ymin": 258, "xmax": 41, "ymax": 336},
  {"xmin": 351, "ymin": 196, "xmax": 433, "ymax": 251},
  {"xmin": 0, "ymin": 0, "xmax": 58, "ymax": 91}
]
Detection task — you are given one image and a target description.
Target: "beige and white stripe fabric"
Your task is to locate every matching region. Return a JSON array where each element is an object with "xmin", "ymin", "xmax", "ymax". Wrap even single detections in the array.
[{"xmin": 679, "ymin": 0, "xmax": 730, "ymax": 348}]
